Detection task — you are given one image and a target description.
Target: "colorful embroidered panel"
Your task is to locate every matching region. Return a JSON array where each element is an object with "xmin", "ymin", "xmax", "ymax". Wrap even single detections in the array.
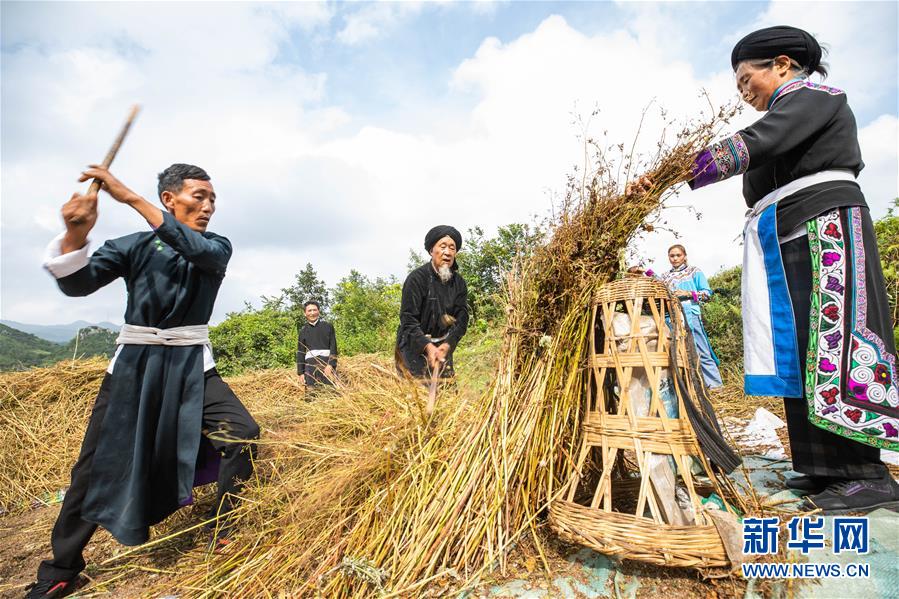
[
  {"xmin": 661, "ymin": 265, "xmax": 710, "ymax": 317},
  {"xmin": 660, "ymin": 264, "xmax": 700, "ymax": 288},
  {"xmin": 771, "ymin": 80, "xmax": 845, "ymax": 107},
  {"xmin": 806, "ymin": 208, "xmax": 899, "ymax": 450},
  {"xmin": 710, "ymin": 132, "xmax": 750, "ymax": 182},
  {"xmin": 690, "ymin": 132, "xmax": 750, "ymax": 190}
]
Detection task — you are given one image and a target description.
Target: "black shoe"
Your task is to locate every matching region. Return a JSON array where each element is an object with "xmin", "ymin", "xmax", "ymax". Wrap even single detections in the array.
[
  {"xmin": 24, "ymin": 577, "xmax": 80, "ymax": 599},
  {"xmin": 806, "ymin": 474, "xmax": 899, "ymax": 514},
  {"xmin": 785, "ymin": 474, "xmax": 836, "ymax": 495}
]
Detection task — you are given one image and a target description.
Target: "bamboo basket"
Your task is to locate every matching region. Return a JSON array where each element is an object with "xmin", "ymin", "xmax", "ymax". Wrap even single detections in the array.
[{"xmin": 549, "ymin": 277, "xmax": 730, "ymax": 568}]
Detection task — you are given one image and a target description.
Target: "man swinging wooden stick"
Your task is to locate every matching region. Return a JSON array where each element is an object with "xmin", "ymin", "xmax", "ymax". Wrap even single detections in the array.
[{"xmin": 27, "ymin": 109, "xmax": 259, "ymax": 599}]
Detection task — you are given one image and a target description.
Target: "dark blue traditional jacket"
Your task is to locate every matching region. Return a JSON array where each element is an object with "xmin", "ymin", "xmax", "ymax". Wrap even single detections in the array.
[{"xmin": 52, "ymin": 211, "xmax": 230, "ymax": 545}]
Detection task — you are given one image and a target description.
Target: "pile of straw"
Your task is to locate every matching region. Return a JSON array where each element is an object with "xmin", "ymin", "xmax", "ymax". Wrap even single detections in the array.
[
  {"xmin": 0, "ymin": 358, "xmax": 105, "ymax": 514},
  {"xmin": 0, "ymin": 106, "xmax": 740, "ymax": 597},
  {"xmin": 156, "ymin": 108, "xmax": 737, "ymax": 598}
]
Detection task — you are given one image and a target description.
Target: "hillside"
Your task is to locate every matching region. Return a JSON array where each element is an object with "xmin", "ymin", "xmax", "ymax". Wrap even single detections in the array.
[
  {"xmin": 0, "ymin": 324, "xmax": 116, "ymax": 371},
  {"xmin": 0, "ymin": 324, "xmax": 65, "ymax": 371},
  {"xmin": 62, "ymin": 326, "xmax": 118, "ymax": 361},
  {"xmin": 0, "ymin": 319, "xmax": 121, "ymax": 343}
]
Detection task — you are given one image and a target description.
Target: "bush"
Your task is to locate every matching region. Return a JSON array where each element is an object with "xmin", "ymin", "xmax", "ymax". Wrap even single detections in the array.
[
  {"xmin": 212, "ymin": 215, "xmax": 675, "ymax": 375},
  {"xmin": 210, "ymin": 307, "xmax": 297, "ymax": 376},
  {"xmin": 703, "ymin": 266, "xmax": 743, "ymax": 369},
  {"xmin": 874, "ymin": 199, "xmax": 898, "ymax": 348},
  {"xmin": 210, "ymin": 267, "xmax": 402, "ymax": 375},
  {"xmin": 330, "ymin": 270, "xmax": 401, "ymax": 355}
]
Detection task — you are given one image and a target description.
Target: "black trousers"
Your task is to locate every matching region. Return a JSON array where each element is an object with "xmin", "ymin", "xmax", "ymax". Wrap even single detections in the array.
[
  {"xmin": 781, "ymin": 222, "xmax": 887, "ymax": 480},
  {"xmin": 38, "ymin": 369, "xmax": 259, "ymax": 581},
  {"xmin": 302, "ymin": 358, "xmax": 336, "ymax": 387}
]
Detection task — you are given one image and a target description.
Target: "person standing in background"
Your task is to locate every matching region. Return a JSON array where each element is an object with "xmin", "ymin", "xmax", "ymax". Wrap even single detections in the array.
[
  {"xmin": 297, "ymin": 300, "xmax": 338, "ymax": 388},
  {"xmin": 660, "ymin": 244, "xmax": 724, "ymax": 389}
]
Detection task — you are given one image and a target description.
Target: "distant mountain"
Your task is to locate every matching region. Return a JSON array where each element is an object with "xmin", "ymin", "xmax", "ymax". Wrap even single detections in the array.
[
  {"xmin": 0, "ymin": 324, "xmax": 65, "ymax": 371},
  {"xmin": 0, "ymin": 324, "xmax": 117, "ymax": 372},
  {"xmin": 0, "ymin": 320, "xmax": 120, "ymax": 343}
]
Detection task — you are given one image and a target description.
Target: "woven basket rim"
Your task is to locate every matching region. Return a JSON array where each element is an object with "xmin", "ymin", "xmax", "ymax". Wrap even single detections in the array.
[
  {"xmin": 593, "ymin": 278, "xmax": 672, "ymax": 304},
  {"xmin": 549, "ymin": 499, "xmax": 728, "ymax": 568}
]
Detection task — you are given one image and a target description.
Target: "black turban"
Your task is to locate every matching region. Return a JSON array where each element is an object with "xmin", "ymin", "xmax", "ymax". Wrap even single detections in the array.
[
  {"xmin": 424, "ymin": 225, "xmax": 462, "ymax": 253},
  {"xmin": 731, "ymin": 25, "xmax": 821, "ymax": 73}
]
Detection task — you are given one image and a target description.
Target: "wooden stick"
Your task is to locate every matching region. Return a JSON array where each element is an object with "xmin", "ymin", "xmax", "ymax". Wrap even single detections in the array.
[
  {"xmin": 425, "ymin": 360, "xmax": 445, "ymax": 416},
  {"xmin": 87, "ymin": 104, "xmax": 141, "ymax": 195}
]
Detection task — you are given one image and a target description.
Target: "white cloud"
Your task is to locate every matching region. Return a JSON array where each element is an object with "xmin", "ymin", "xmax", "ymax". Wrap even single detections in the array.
[
  {"xmin": 745, "ymin": 0, "xmax": 897, "ymax": 115},
  {"xmin": 2, "ymin": 4, "xmax": 896, "ymax": 328},
  {"xmin": 857, "ymin": 115, "xmax": 899, "ymax": 216},
  {"xmin": 316, "ymin": 14, "xmax": 751, "ymax": 282},
  {"xmin": 265, "ymin": 2, "xmax": 334, "ymax": 31},
  {"xmin": 1, "ymin": 2, "xmax": 337, "ymax": 323},
  {"xmin": 337, "ymin": 2, "xmax": 424, "ymax": 45},
  {"xmin": 470, "ymin": 0, "xmax": 505, "ymax": 17}
]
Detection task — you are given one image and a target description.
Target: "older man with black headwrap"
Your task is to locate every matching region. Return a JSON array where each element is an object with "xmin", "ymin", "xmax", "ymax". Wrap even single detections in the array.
[{"xmin": 396, "ymin": 225, "xmax": 469, "ymax": 379}]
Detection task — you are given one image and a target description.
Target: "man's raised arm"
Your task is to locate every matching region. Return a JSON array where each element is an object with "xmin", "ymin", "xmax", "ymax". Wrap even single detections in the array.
[{"xmin": 44, "ymin": 187, "xmax": 128, "ymax": 296}]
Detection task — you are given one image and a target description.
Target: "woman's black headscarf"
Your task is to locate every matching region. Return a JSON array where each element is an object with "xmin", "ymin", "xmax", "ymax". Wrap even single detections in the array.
[
  {"xmin": 731, "ymin": 25, "xmax": 822, "ymax": 74},
  {"xmin": 424, "ymin": 225, "xmax": 462, "ymax": 253}
]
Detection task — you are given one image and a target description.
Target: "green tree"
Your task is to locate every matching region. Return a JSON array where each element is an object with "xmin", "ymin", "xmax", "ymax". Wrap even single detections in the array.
[
  {"xmin": 0, "ymin": 324, "xmax": 64, "ymax": 371},
  {"xmin": 331, "ymin": 270, "xmax": 402, "ymax": 355},
  {"xmin": 207, "ymin": 220, "xmax": 548, "ymax": 374},
  {"xmin": 874, "ymin": 199, "xmax": 898, "ymax": 346},
  {"xmin": 273, "ymin": 262, "xmax": 330, "ymax": 319},
  {"xmin": 703, "ymin": 266, "xmax": 743, "ymax": 369},
  {"xmin": 0, "ymin": 324, "xmax": 117, "ymax": 372},
  {"xmin": 456, "ymin": 224, "xmax": 543, "ymax": 322},
  {"xmin": 64, "ymin": 326, "xmax": 117, "ymax": 360}
]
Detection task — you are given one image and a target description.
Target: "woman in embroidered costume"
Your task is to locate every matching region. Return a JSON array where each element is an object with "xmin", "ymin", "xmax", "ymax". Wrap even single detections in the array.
[
  {"xmin": 660, "ymin": 244, "xmax": 723, "ymax": 389},
  {"xmin": 635, "ymin": 26, "xmax": 898, "ymax": 513}
]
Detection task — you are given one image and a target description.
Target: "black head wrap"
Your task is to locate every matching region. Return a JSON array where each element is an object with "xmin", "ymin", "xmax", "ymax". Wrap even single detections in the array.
[
  {"xmin": 303, "ymin": 299, "xmax": 320, "ymax": 310},
  {"xmin": 731, "ymin": 25, "xmax": 821, "ymax": 74},
  {"xmin": 424, "ymin": 225, "xmax": 462, "ymax": 253}
]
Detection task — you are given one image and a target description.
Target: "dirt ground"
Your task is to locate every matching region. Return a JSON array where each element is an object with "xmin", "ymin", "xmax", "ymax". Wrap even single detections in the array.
[
  {"xmin": 0, "ymin": 503, "xmax": 738, "ymax": 599},
  {"xmin": 0, "ymin": 498, "xmax": 214, "ymax": 598}
]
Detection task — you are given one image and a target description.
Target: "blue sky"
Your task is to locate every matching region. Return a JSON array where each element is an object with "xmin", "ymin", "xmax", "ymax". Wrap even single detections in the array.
[{"xmin": 2, "ymin": 1, "xmax": 897, "ymax": 325}]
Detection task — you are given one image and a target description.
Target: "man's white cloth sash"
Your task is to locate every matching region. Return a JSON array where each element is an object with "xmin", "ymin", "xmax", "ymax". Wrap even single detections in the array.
[
  {"xmin": 305, "ymin": 349, "xmax": 332, "ymax": 360},
  {"xmin": 109, "ymin": 324, "xmax": 214, "ymax": 373},
  {"xmin": 116, "ymin": 324, "xmax": 210, "ymax": 346},
  {"xmin": 742, "ymin": 170, "xmax": 856, "ymax": 397}
]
